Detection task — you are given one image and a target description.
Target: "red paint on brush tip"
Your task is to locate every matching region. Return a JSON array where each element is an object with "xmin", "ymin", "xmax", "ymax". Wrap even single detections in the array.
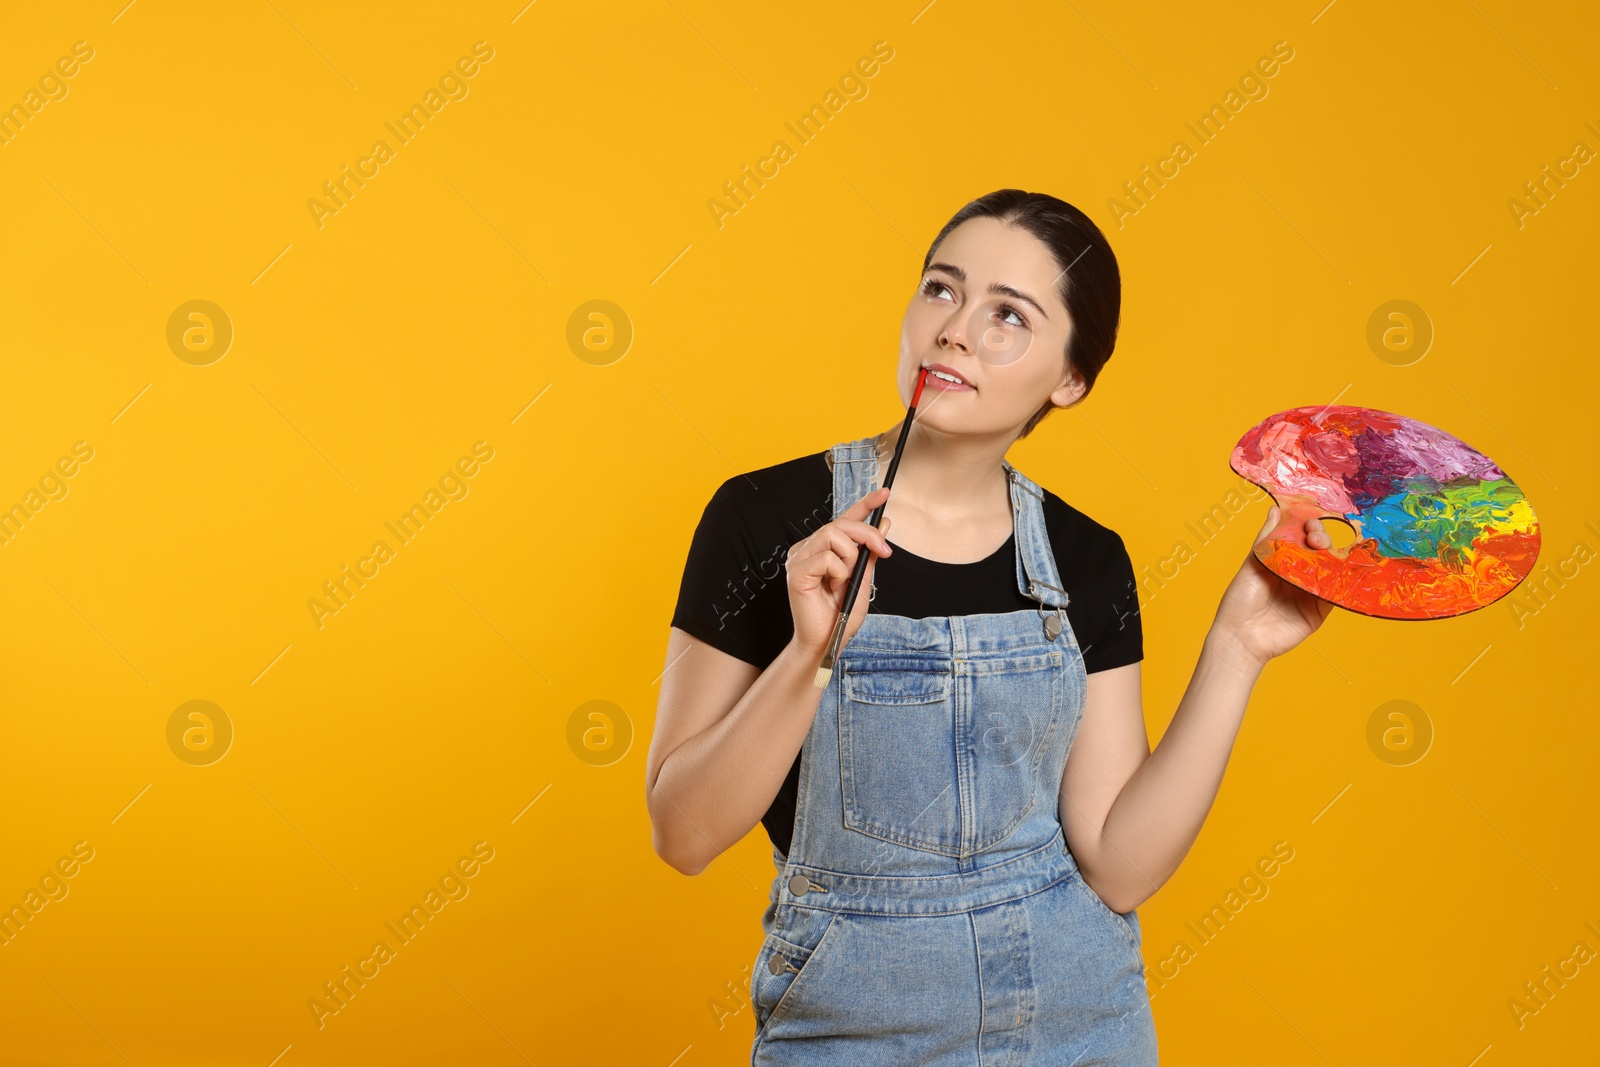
[{"xmin": 911, "ymin": 366, "xmax": 928, "ymax": 408}]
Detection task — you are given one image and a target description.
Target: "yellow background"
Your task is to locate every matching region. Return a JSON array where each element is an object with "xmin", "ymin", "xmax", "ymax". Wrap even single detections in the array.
[{"xmin": 2, "ymin": 1, "xmax": 1596, "ymax": 1064}]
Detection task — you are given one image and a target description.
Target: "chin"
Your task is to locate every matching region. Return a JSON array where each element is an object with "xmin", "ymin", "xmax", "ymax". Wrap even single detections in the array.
[{"xmin": 910, "ymin": 404, "xmax": 977, "ymax": 434}]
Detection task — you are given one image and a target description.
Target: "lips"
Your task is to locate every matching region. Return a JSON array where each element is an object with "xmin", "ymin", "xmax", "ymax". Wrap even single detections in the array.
[{"xmin": 922, "ymin": 363, "xmax": 975, "ymax": 391}]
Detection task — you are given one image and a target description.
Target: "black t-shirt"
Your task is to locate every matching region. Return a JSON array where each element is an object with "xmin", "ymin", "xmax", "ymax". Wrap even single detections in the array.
[{"xmin": 669, "ymin": 449, "xmax": 1143, "ymax": 856}]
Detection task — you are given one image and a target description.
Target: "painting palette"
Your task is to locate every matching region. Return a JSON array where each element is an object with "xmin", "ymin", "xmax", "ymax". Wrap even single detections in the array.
[{"xmin": 1229, "ymin": 405, "xmax": 1541, "ymax": 620}]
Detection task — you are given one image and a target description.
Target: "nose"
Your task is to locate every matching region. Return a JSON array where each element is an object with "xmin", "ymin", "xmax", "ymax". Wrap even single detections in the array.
[{"xmin": 938, "ymin": 309, "xmax": 971, "ymax": 355}]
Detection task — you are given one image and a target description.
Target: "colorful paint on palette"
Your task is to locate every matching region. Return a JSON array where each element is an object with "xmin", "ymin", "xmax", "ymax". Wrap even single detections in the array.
[{"xmin": 1229, "ymin": 405, "xmax": 1541, "ymax": 619}]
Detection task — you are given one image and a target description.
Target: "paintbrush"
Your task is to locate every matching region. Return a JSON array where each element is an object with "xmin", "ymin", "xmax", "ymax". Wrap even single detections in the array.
[{"xmin": 812, "ymin": 367, "xmax": 930, "ymax": 688}]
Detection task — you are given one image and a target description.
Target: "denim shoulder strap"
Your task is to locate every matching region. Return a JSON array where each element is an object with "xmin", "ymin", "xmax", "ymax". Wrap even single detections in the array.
[
  {"xmin": 829, "ymin": 437, "xmax": 879, "ymax": 521},
  {"xmin": 1003, "ymin": 460, "xmax": 1069, "ymax": 610}
]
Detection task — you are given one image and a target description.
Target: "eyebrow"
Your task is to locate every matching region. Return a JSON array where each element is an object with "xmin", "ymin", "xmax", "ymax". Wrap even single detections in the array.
[{"xmin": 925, "ymin": 261, "xmax": 1050, "ymax": 322}]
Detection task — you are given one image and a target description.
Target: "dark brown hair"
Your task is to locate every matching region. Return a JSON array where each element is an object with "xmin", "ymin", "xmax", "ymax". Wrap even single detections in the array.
[{"xmin": 921, "ymin": 189, "xmax": 1122, "ymax": 438}]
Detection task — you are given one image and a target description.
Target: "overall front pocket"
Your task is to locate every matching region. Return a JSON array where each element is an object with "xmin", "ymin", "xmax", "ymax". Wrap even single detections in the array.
[
  {"xmin": 750, "ymin": 908, "xmax": 844, "ymax": 1037},
  {"xmin": 837, "ymin": 663, "xmax": 960, "ymax": 855},
  {"xmin": 1069, "ymin": 869, "xmax": 1140, "ymax": 948}
]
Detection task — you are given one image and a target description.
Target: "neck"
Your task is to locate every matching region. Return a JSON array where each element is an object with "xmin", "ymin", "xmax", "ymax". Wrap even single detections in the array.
[{"xmin": 874, "ymin": 421, "xmax": 1014, "ymax": 520}]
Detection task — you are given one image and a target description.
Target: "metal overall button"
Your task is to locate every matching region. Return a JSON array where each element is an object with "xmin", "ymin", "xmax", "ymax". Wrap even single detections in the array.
[
  {"xmin": 1038, "ymin": 602, "xmax": 1067, "ymax": 641},
  {"xmin": 1029, "ymin": 578, "xmax": 1070, "ymax": 640},
  {"xmin": 787, "ymin": 873, "xmax": 826, "ymax": 896},
  {"xmin": 768, "ymin": 953, "xmax": 800, "ymax": 975}
]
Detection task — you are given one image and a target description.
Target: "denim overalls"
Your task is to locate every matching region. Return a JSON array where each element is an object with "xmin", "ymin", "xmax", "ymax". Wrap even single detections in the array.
[{"xmin": 749, "ymin": 436, "xmax": 1158, "ymax": 1066}]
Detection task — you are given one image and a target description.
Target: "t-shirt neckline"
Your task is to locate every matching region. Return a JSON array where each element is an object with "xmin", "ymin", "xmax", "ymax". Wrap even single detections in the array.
[{"xmin": 884, "ymin": 530, "xmax": 1016, "ymax": 570}]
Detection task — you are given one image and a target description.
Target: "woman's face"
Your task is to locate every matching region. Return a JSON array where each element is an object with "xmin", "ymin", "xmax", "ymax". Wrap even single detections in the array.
[{"xmin": 898, "ymin": 216, "xmax": 1085, "ymax": 435}]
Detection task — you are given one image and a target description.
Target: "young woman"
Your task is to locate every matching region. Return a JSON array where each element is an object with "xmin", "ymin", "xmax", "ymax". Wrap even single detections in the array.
[{"xmin": 647, "ymin": 189, "xmax": 1333, "ymax": 1065}]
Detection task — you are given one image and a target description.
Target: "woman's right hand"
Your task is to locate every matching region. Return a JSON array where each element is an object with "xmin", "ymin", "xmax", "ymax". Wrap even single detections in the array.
[{"xmin": 786, "ymin": 486, "xmax": 894, "ymax": 661}]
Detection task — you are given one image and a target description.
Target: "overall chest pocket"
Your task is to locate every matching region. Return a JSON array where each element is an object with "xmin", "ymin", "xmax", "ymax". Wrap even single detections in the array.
[
  {"xmin": 964, "ymin": 653, "xmax": 1067, "ymax": 853},
  {"xmin": 837, "ymin": 663, "xmax": 960, "ymax": 855},
  {"xmin": 837, "ymin": 652, "xmax": 1066, "ymax": 857}
]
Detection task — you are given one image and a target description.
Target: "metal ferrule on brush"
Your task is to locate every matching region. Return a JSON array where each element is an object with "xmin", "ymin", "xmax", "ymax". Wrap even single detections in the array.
[{"xmin": 813, "ymin": 613, "xmax": 851, "ymax": 688}]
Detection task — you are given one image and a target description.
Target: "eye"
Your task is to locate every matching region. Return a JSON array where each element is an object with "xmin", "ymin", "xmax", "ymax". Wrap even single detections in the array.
[
  {"xmin": 996, "ymin": 303, "xmax": 1029, "ymax": 329},
  {"xmin": 920, "ymin": 277, "xmax": 954, "ymax": 301}
]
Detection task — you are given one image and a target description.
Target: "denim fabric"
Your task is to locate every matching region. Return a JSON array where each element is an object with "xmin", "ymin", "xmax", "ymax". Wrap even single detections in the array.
[{"xmin": 750, "ymin": 436, "xmax": 1158, "ymax": 1066}]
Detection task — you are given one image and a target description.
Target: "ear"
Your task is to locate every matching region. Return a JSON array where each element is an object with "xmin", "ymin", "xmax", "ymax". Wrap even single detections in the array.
[{"xmin": 1050, "ymin": 364, "xmax": 1087, "ymax": 409}]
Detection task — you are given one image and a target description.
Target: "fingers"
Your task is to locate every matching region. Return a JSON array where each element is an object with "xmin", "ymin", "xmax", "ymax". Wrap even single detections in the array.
[
  {"xmin": 789, "ymin": 520, "xmax": 891, "ymax": 583},
  {"xmin": 790, "ymin": 542, "xmax": 851, "ymax": 587},
  {"xmin": 796, "ymin": 521, "xmax": 891, "ymax": 566},
  {"xmin": 842, "ymin": 486, "xmax": 891, "ymax": 523},
  {"xmin": 1255, "ymin": 505, "xmax": 1280, "ymax": 543},
  {"xmin": 837, "ymin": 518, "xmax": 893, "ymax": 557},
  {"xmin": 787, "ymin": 499, "xmax": 894, "ymax": 602},
  {"xmin": 1253, "ymin": 507, "xmax": 1335, "ymax": 550}
]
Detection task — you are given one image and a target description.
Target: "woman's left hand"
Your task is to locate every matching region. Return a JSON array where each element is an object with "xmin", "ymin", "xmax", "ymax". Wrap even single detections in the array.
[{"xmin": 1210, "ymin": 505, "xmax": 1336, "ymax": 670}]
